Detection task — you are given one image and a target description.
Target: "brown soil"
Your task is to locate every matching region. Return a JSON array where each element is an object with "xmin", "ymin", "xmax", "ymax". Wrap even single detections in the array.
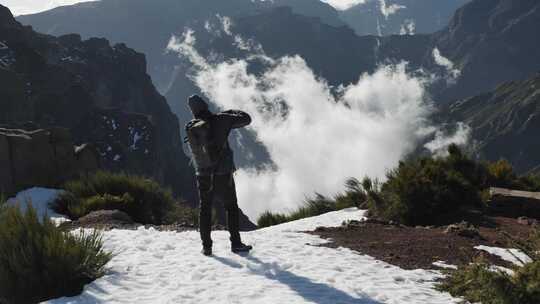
[{"xmin": 311, "ymin": 216, "xmax": 536, "ymax": 270}]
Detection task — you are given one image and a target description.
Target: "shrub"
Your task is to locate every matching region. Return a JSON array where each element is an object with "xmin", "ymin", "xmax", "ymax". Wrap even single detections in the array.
[
  {"xmin": 365, "ymin": 144, "xmax": 485, "ymax": 226},
  {"xmin": 0, "ymin": 205, "xmax": 111, "ymax": 304},
  {"xmin": 487, "ymin": 159, "xmax": 540, "ymax": 191},
  {"xmin": 487, "ymin": 159, "xmax": 517, "ymax": 188},
  {"xmin": 257, "ymin": 179, "xmax": 363, "ymax": 228},
  {"xmin": 53, "ymin": 171, "xmax": 182, "ymax": 225}
]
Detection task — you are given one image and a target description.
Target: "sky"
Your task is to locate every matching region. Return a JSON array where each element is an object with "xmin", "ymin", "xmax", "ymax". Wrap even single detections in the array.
[
  {"xmin": 1, "ymin": 0, "xmax": 367, "ymax": 16},
  {"xmin": 0, "ymin": 0, "xmax": 98, "ymax": 16}
]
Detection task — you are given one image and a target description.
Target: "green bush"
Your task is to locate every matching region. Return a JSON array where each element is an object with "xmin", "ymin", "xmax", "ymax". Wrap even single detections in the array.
[
  {"xmin": 53, "ymin": 171, "xmax": 182, "ymax": 225},
  {"xmin": 0, "ymin": 205, "xmax": 111, "ymax": 304},
  {"xmin": 365, "ymin": 144, "xmax": 485, "ymax": 226},
  {"xmin": 487, "ymin": 159, "xmax": 540, "ymax": 191},
  {"xmin": 257, "ymin": 179, "xmax": 363, "ymax": 228}
]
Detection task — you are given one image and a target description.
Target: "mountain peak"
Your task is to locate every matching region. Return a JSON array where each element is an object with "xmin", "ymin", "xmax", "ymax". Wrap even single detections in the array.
[{"xmin": 0, "ymin": 4, "xmax": 19, "ymax": 28}]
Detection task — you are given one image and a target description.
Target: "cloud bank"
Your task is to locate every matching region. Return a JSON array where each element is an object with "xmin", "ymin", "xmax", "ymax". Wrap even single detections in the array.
[{"xmin": 168, "ymin": 25, "xmax": 467, "ymax": 220}]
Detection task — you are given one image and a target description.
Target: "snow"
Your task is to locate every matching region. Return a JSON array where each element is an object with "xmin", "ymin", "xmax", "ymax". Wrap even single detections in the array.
[
  {"xmin": 45, "ymin": 208, "xmax": 460, "ymax": 303},
  {"xmin": 7, "ymin": 187, "xmax": 69, "ymax": 225},
  {"xmin": 474, "ymin": 245, "xmax": 533, "ymax": 266},
  {"xmin": 432, "ymin": 261, "xmax": 458, "ymax": 270},
  {"xmin": 260, "ymin": 207, "xmax": 366, "ymax": 232},
  {"xmin": 489, "ymin": 265, "xmax": 515, "ymax": 276},
  {"xmin": 130, "ymin": 130, "xmax": 142, "ymax": 150}
]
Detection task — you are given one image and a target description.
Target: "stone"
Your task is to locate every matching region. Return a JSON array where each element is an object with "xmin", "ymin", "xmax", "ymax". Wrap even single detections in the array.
[
  {"xmin": 76, "ymin": 209, "xmax": 134, "ymax": 227},
  {"xmin": 444, "ymin": 221, "xmax": 481, "ymax": 238},
  {"xmin": 517, "ymin": 216, "xmax": 537, "ymax": 226}
]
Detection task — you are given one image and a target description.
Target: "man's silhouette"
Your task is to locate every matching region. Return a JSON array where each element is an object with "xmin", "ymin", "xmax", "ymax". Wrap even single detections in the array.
[{"xmin": 185, "ymin": 95, "xmax": 253, "ymax": 256}]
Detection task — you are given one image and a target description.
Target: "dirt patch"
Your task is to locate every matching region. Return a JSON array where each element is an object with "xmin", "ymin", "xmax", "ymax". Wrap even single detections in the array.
[{"xmin": 310, "ymin": 216, "xmax": 536, "ymax": 270}]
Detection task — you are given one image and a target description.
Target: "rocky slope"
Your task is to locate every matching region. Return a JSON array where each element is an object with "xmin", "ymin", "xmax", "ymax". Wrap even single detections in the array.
[
  {"xmin": 339, "ymin": 0, "xmax": 470, "ymax": 36},
  {"xmin": 432, "ymin": 0, "xmax": 540, "ymax": 102},
  {"xmin": 446, "ymin": 72, "xmax": 540, "ymax": 174},
  {"xmin": 0, "ymin": 4, "xmax": 196, "ymax": 200}
]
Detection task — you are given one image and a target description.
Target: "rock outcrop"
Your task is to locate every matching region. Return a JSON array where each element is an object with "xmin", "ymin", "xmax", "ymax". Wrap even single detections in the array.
[
  {"xmin": 0, "ymin": 5, "xmax": 196, "ymax": 201},
  {"xmin": 0, "ymin": 127, "xmax": 99, "ymax": 195}
]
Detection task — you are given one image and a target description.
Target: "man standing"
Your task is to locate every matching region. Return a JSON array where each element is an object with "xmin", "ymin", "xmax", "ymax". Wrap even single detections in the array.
[{"xmin": 185, "ymin": 95, "xmax": 253, "ymax": 256}]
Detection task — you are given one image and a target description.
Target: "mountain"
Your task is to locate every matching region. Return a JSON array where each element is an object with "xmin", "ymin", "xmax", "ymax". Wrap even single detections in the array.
[
  {"xmin": 432, "ymin": 0, "xmax": 540, "ymax": 102},
  {"xmin": 16, "ymin": 0, "xmax": 343, "ymax": 91},
  {"xmin": 16, "ymin": 0, "xmax": 540, "ymax": 174},
  {"xmin": 340, "ymin": 0, "xmax": 471, "ymax": 36},
  {"xmin": 0, "ymin": 4, "xmax": 196, "ymax": 200},
  {"xmin": 446, "ymin": 72, "xmax": 540, "ymax": 174}
]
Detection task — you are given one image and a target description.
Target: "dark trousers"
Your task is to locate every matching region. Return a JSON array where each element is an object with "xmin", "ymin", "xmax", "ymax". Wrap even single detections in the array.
[{"xmin": 196, "ymin": 173, "xmax": 241, "ymax": 248}]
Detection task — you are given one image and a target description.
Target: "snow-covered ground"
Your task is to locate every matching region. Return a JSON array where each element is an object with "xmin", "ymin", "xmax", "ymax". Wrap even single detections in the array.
[
  {"xmin": 475, "ymin": 245, "xmax": 533, "ymax": 266},
  {"xmin": 7, "ymin": 187, "xmax": 69, "ymax": 225},
  {"xmin": 44, "ymin": 207, "xmax": 460, "ymax": 304}
]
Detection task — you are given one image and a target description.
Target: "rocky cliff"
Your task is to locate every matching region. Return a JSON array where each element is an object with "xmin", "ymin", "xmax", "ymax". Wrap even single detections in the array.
[
  {"xmin": 0, "ymin": 5, "xmax": 196, "ymax": 200},
  {"xmin": 0, "ymin": 127, "xmax": 98, "ymax": 195}
]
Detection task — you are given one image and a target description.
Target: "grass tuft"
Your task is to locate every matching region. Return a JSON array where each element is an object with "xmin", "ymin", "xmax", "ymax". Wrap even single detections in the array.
[
  {"xmin": 0, "ymin": 203, "xmax": 111, "ymax": 304},
  {"xmin": 257, "ymin": 179, "xmax": 363, "ymax": 228}
]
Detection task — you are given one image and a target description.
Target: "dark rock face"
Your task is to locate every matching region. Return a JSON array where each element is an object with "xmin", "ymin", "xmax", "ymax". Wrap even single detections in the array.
[
  {"xmin": 339, "ymin": 0, "xmax": 471, "ymax": 36},
  {"xmin": 0, "ymin": 5, "xmax": 196, "ymax": 201},
  {"xmin": 446, "ymin": 73, "xmax": 540, "ymax": 174},
  {"xmin": 0, "ymin": 127, "xmax": 99, "ymax": 194},
  {"xmin": 432, "ymin": 0, "xmax": 540, "ymax": 102}
]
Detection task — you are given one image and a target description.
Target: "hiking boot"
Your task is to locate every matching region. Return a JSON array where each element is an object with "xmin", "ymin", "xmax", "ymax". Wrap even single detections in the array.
[
  {"xmin": 202, "ymin": 246, "xmax": 212, "ymax": 256},
  {"xmin": 231, "ymin": 243, "xmax": 252, "ymax": 253}
]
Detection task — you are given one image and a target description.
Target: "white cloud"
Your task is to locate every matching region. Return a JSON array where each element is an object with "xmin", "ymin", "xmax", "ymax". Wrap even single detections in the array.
[
  {"xmin": 379, "ymin": 0, "xmax": 405, "ymax": 19},
  {"xmin": 432, "ymin": 48, "xmax": 461, "ymax": 84},
  {"xmin": 320, "ymin": 0, "xmax": 366, "ymax": 11},
  {"xmin": 0, "ymin": 0, "xmax": 97, "ymax": 16},
  {"xmin": 424, "ymin": 122, "xmax": 471, "ymax": 157},
  {"xmin": 399, "ymin": 19, "xmax": 416, "ymax": 35},
  {"xmin": 168, "ymin": 29, "xmax": 468, "ymax": 221}
]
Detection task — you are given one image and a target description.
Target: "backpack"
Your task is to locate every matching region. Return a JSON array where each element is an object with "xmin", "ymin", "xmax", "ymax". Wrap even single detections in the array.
[{"xmin": 185, "ymin": 119, "xmax": 222, "ymax": 171}]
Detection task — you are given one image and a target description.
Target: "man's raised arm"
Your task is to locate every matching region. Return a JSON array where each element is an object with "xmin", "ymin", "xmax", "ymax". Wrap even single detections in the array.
[{"xmin": 220, "ymin": 110, "xmax": 252, "ymax": 129}]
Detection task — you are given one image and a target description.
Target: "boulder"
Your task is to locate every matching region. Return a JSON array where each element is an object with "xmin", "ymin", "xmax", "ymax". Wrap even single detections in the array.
[
  {"xmin": 0, "ymin": 127, "xmax": 99, "ymax": 195},
  {"xmin": 9, "ymin": 129, "xmax": 56, "ymax": 190},
  {"xmin": 77, "ymin": 209, "xmax": 134, "ymax": 227},
  {"xmin": 444, "ymin": 221, "xmax": 481, "ymax": 239}
]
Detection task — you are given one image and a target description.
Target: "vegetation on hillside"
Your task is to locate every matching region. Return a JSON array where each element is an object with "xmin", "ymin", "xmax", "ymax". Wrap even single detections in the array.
[
  {"xmin": 259, "ymin": 144, "xmax": 540, "ymax": 228},
  {"xmin": 53, "ymin": 171, "xmax": 195, "ymax": 225},
  {"xmin": 365, "ymin": 145, "xmax": 540, "ymax": 226},
  {"xmin": 0, "ymin": 204, "xmax": 111, "ymax": 304}
]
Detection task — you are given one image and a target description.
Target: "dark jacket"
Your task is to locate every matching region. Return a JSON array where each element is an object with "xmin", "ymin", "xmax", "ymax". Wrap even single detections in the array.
[{"xmin": 189, "ymin": 110, "xmax": 251, "ymax": 176}]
